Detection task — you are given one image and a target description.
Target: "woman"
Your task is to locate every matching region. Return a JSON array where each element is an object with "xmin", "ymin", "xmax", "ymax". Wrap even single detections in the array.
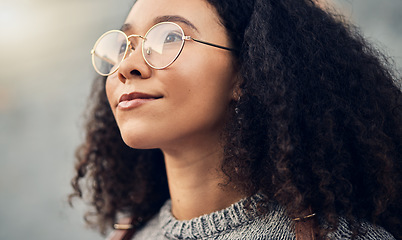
[{"xmin": 70, "ymin": 0, "xmax": 402, "ymax": 239}]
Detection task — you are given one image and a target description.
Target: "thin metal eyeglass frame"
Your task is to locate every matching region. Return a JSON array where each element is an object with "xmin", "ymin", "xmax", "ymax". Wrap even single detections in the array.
[{"xmin": 91, "ymin": 21, "xmax": 236, "ymax": 76}]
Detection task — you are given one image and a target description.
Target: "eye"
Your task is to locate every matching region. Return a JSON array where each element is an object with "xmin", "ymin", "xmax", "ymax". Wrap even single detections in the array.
[
  {"xmin": 119, "ymin": 42, "xmax": 127, "ymax": 55},
  {"xmin": 164, "ymin": 31, "xmax": 182, "ymax": 43}
]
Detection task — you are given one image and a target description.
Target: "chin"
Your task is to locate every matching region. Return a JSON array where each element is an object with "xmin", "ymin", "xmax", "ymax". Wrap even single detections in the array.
[
  {"xmin": 115, "ymin": 119, "xmax": 160, "ymax": 149},
  {"xmin": 119, "ymin": 131, "xmax": 160, "ymax": 150}
]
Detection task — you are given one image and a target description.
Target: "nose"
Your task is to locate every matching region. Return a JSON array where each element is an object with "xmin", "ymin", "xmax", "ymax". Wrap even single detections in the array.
[{"xmin": 117, "ymin": 40, "xmax": 152, "ymax": 83}]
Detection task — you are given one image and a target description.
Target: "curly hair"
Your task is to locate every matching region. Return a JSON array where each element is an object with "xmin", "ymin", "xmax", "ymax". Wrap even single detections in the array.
[{"xmin": 70, "ymin": 0, "xmax": 402, "ymax": 238}]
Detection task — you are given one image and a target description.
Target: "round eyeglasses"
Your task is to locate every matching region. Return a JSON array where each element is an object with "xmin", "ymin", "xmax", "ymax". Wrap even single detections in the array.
[{"xmin": 91, "ymin": 21, "xmax": 235, "ymax": 76}]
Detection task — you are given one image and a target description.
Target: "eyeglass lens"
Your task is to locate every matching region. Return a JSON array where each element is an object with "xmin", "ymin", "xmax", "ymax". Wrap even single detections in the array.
[
  {"xmin": 92, "ymin": 31, "xmax": 128, "ymax": 76},
  {"xmin": 92, "ymin": 22, "xmax": 185, "ymax": 75}
]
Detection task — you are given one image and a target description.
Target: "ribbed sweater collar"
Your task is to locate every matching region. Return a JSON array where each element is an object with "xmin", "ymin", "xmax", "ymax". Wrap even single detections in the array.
[{"xmin": 158, "ymin": 193, "xmax": 266, "ymax": 239}]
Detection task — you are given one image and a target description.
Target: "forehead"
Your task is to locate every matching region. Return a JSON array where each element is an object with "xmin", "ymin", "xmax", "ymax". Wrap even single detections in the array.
[{"xmin": 125, "ymin": 0, "xmax": 223, "ymax": 34}]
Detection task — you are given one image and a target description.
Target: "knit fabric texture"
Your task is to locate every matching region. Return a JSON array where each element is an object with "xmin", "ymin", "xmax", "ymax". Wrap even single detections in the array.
[{"xmin": 132, "ymin": 194, "xmax": 395, "ymax": 240}]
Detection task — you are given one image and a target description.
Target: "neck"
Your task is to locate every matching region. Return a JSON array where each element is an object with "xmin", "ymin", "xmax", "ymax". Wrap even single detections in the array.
[{"xmin": 161, "ymin": 141, "xmax": 245, "ymax": 220}]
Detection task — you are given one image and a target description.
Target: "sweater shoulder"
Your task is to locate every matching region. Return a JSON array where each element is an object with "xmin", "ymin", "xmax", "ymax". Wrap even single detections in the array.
[{"xmin": 328, "ymin": 218, "xmax": 396, "ymax": 240}]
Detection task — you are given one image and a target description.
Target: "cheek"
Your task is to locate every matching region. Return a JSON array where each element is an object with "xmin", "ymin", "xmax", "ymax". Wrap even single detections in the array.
[
  {"xmin": 161, "ymin": 50, "xmax": 236, "ymax": 126},
  {"xmin": 173, "ymin": 49, "xmax": 236, "ymax": 102}
]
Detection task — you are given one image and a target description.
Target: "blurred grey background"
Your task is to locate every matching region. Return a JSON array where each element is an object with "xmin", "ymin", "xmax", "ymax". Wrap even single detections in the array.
[{"xmin": 0, "ymin": 0, "xmax": 401, "ymax": 239}]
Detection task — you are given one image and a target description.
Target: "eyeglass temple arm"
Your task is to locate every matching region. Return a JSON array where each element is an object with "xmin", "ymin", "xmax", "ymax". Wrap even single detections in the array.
[{"xmin": 185, "ymin": 36, "xmax": 236, "ymax": 52}]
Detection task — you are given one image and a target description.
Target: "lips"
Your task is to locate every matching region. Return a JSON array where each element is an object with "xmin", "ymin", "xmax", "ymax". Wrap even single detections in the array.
[{"xmin": 118, "ymin": 92, "xmax": 162, "ymax": 110}]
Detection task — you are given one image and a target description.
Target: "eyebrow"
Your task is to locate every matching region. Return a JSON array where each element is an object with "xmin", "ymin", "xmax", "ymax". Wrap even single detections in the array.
[
  {"xmin": 120, "ymin": 23, "xmax": 132, "ymax": 32},
  {"xmin": 120, "ymin": 15, "xmax": 199, "ymax": 33}
]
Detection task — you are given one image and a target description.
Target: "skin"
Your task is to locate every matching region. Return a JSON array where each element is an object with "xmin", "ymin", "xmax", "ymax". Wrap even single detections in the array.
[{"xmin": 105, "ymin": 0, "xmax": 245, "ymax": 222}]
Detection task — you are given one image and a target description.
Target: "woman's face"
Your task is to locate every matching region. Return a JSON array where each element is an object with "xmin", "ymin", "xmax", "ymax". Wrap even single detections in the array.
[{"xmin": 106, "ymin": 0, "xmax": 238, "ymax": 150}]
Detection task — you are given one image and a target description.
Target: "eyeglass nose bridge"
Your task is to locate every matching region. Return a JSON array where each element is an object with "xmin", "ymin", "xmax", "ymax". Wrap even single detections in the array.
[
  {"xmin": 126, "ymin": 34, "xmax": 146, "ymax": 51},
  {"xmin": 127, "ymin": 34, "xmax": 145, "ymax": 39}
]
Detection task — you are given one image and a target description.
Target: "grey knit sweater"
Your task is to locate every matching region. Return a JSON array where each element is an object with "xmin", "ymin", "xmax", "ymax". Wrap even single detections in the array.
[{"xmin": 133, "ymin": 194, "xmax": 395, "ymax": 239}]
